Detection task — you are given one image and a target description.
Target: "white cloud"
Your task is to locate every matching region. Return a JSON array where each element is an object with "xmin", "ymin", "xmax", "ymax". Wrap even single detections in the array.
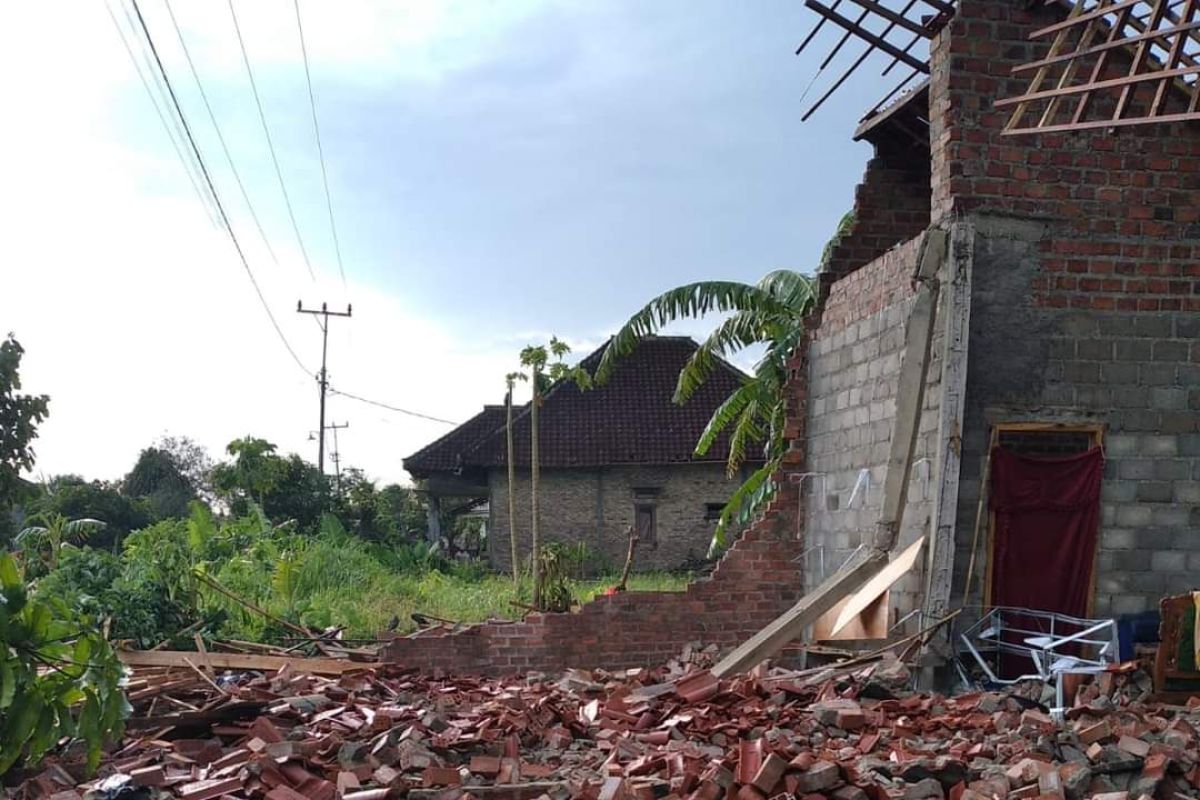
[{"xmin": 0, "ymin": 1, "xmax": 542, "ymax": 486}]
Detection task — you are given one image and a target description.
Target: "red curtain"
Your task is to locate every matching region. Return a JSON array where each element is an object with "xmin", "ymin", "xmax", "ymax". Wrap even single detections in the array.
[{"xmin": 989, "ymin": 446, "xmax": 1104, "ymax": 617}]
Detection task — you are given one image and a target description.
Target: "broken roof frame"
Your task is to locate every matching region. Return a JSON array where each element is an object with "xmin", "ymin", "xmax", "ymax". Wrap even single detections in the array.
[
  {"xmin": 1000, "ymin": 0, "xmax": 1200, "ymax": 134},
  {"xmin": 797, "ymin": 0, "xmax": 1200, "ymax": 136}
]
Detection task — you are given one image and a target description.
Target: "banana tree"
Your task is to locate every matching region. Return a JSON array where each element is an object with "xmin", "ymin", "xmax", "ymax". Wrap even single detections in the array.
[
  {"xmin": 16, "ymin": 513, "xmax": 106, "ymax": 575},
  {"xmin": 520, "ymin": 337, "xmax": 591, "ymax": 610},
  {"xmin": 596, "ymin": 270, "xmax": 817, "ymax": 552},
  {"xmin": 504, "ymin": 371, "xmax": 527, "ymax": 583}
]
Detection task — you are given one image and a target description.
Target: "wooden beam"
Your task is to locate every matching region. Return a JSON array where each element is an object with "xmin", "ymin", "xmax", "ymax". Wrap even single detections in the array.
[
  {"xmin": 873, "ymin": 278, "xmax": 940, "ymax": 550},
  {"xmin": 119, "ymin": 650, "xmax": 366, "ymax": 676},
  {"xmin": 842, "ymin": 0, "xmax": 933, "ymax": 36},
  {"xmin": 1003, "ymin": 107, "xmax": 1200, "ymax": 133},
  {"xmin": 1039, "ymin": 15, "xmax": 1104, "ymax": 128},
  {"xmin": 922, "ymin": 221, "xmax": 973, "ymax": 630},
  {"xmin": 1115, "ymin": 0, "xmax": 1172, "ymax": 120},
  {"xmin": 1007, "ymin": 0, "xmax": 1090, "ymax": 132},
  {"xmin": 1030, "ymin": 0, "xmax": 1145, "ymax": 38},
  {"xmin": 995, "ymin": 64, "xmax": 1200, "ymax": 107},
  {"xmin": 804, "ymin": 0, "xmax": 932, "ymax": 72},
  {"xmin": 1153, "ymin": 0, "xmax": 1197, "ymax": 113},
  {"xmin": 1014, "ymin": 19, "xmax": 1200, "ymax": 74},
  {"xmin": 711, "ymin": 548, "xmax": 889, "ymax": 677},
  {"xmin": 831, "ymin": 536, "xmax": 926, "ymax": 636}
]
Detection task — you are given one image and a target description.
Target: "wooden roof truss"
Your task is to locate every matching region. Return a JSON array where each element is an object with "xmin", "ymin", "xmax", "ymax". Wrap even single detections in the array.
[
  {"xmin": 796, "ymin": 0, "xmax": 956, "ymax": 123},
  {"xmin": 1000, "ymin": 0, "xmax": 1200, "ymax": 134}
]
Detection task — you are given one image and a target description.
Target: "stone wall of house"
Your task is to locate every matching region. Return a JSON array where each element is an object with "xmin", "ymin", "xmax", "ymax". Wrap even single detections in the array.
[
  {"xmin": 801, "ymin": 235, "xmax": 943, "ymax": 626},
  {"xmin": 487, "ymin": 463, "xmax": 747, "ymax": 573},
  {"xmin": 928, "ymin": 0, "xmax": 1200, "ymax": 616}
]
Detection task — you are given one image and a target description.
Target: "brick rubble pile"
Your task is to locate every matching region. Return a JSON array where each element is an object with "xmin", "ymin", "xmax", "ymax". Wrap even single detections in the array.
[{"xmin": 13, "ymin": 650, "xmax": 1200, "ymax": 800}]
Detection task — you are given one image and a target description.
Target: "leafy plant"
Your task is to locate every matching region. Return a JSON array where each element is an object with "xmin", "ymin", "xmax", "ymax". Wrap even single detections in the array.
[
  {"xmin": 596, "ymin": 270, "xmax": 817, "ymax": 551},
  {"xmin": 0, "ymin": 335, "xmax": 50, "ymax": 528},
  {"xmin": 16, "ymin": 513, "xmax": 106, "ymax": 577},
  {"xmin": 0, "ymin": 553, "xmax": 129, "ymax": 775}
]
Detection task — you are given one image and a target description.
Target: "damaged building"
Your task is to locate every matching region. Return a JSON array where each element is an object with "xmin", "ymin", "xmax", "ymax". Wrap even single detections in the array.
[{"xmin": 383, "ymin": 0, "xmax": 1199, "ymax": 677}]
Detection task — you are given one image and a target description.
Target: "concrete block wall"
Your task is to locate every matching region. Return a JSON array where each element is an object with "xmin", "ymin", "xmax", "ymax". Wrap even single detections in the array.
[
  {"xmin": 928, "ymin": 0, "xmax": 1200, "ymax": 618},
  {"xmin": 803, "ymin": 236, "xmax": 943, "ymax": 623},
  {"xmin": 488, "ymin": 463, "xmax": 745, "ymax": 573}
]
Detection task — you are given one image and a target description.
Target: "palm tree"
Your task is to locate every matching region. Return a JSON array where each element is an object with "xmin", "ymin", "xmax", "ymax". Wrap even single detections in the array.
[
  {"xmin": 595, "ymin": 269, "xmax": 817, "ymax": 551},
  {"xmin": 16, "ymin": 512, "xmax": 106, "ymax": 575},
  {"xmin": 504, "ymin": 371, "xmax": 527, "ymax": 583}
]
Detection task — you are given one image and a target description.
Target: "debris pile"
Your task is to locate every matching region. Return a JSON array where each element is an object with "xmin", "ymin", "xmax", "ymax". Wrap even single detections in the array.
[{"xmin": 13, "ymin": 651, "xmax": 1200, "ymax": 800}]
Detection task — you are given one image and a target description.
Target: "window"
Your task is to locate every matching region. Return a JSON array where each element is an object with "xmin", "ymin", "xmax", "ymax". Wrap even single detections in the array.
[
  {"xmin": 632, "ymin": 486, "xmax": 661, "ymax": 501},
  {"xmin": 635, "ymin": 504, "xmax": 657, "ymax": 548},
  {"xmin": 704, "ymin": 503, "xmax": 724, "ymax": 522}
]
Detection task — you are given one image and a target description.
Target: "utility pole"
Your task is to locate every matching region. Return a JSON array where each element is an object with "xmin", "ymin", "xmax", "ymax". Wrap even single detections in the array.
[
  {"xmin": 330, "ymin": 421, "xmax": 348, "ymax": 496},
  {"xmin": 297, "ymin": 301, "xmax": 351, "ymax": 474},
  {"xmin": 309, "ymin": 421, "xmax": 349, "ymax": 494}
]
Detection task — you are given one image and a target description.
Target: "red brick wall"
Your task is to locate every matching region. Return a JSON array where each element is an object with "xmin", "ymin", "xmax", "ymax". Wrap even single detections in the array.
[
  {"xmin": 818, "ymin": 237, "xmax": 922, "ymax": 337},
  {"xmin": 382, "ymin": 519, "xmax": 807, "ymax": 675},
  {"xmin": 929, "ymin": 0, "xmax": 1200, "ymax": 313}
]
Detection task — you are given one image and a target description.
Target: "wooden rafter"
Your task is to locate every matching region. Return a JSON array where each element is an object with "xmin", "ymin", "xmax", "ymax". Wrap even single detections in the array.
[
  {"xmin": 796, "ymin": 0, "xmax": 955, "ymax": 123},
  {"xmin": 1002, "ymin": 0, "xmax": 1200, "ymax": 134}
]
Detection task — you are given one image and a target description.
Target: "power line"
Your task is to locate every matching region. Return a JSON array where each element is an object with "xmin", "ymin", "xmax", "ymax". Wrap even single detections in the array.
[
  {"xmin": 327, "ymin": 388, "xmax": 458, "ymax": 425},
  {"xmin": 105, "ymin": 0, "xmax": 220, "ymax": 230},
  {"xmin": 227, "ymin": 0, "xmax": 317, "ymax": 282},
  {"xmin": 292, "ymin": 0, "xmax": 346, "ymax": 290},
  {"xmin": 127, "ymin": 0, "xmax": 312, "ymax": 378},
  {"xmin": 161, "ymin": 0, "xmax": 283, "ymax": 269}
]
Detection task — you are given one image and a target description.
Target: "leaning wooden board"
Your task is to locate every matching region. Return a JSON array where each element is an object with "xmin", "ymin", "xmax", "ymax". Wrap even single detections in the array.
[{"xmin": 119, "ymin": 649, "xmax": 370, "ymax": 676}]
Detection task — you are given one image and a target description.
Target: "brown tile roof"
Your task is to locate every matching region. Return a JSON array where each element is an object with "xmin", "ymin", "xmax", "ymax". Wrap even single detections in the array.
[
  {"xmin": 403, "ymin": 336, "xmax": 754, "ymax": 477},
  {"xmin": 403, "ymin": 405, "xmax": 507, "ymax": 477}
]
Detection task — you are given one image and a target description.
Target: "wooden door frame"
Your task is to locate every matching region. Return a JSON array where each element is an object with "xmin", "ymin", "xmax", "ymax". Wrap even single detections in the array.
[{"xmin": 983, "ymin": 421, "xmax": 1106, "ymax": 616}]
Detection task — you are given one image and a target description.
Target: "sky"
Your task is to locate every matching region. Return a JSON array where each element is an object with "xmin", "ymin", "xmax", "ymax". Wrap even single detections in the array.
[{"xmin": 0, "ymin": 0, "xmax": 890, "ymax": 486}]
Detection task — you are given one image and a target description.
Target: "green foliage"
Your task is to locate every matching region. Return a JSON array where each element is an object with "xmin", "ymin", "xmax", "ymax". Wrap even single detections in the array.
[
  {"xmin": 0, "ymin": 335, "xmax": 50, "ymax": 545},
  {"xmin": 35, "ymin": 477, "xmax": 152, "ymax": 551},
  {"xmin": 0, "ymin": 552, "xmax": 128, "ymax": 775},
  {"xmin": 212, "ymin": 439, "xmax": 329, "ymax": 532},
  {"xmin": 123, "ymin": 446, "xmax": 195, "ymax": 520},
  {"xmin": 597, "ymin": 268, "xmax": 818, "ymax": 550},
  {"xmin": 16, "ymin": 513, "xmax": 107, "ymax": 577}
]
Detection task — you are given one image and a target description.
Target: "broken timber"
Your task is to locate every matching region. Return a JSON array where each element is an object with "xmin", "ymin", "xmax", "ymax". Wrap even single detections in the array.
[
  {"xmin": 118, "ymin": 649, "xmax": 367, "ymax": 676},
  {"xmin": 713, "ymin": 229, "xmax": 947, "ymax": 677}
]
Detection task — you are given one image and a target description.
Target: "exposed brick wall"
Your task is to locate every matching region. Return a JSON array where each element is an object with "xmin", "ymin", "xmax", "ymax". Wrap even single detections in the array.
[
  {"xmin": 803, "ymin": 236, "xmax": 940, "ymax": 624},
  {"xmin": 383, "ymin": 518, "xmax": 807, "ymax": 675},
  {"xmin": 820, "ymin": 140, "xmax": 931, "ymax": 286},
  {"xmin": 488, "ymin": 463, "xmax": 749, "ymax": 573},
  {"xmin": 929, "ymin": 0, "xmax": 1200, "ymax": 315},
  {"xmin": 927, "ymin": 0, "xmax": 1200, "ymax": 618}
]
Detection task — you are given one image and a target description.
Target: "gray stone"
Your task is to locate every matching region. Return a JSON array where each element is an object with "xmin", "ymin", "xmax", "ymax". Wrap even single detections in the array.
[
  {"xmin": 1136, "ymin": 482, "xmax": 1173, "ymax": 503},
  {"xmin": 1151, "ymin": 551, "xmax": 1187, "ymax": 573},
  {"xmin": 1153, "ymin": 340, "xmax": 1189, "ymax": 362},
  {"xmin": 1077, "ymin": 340, "xmax": 1113, "ymax": 361},
  {"xmin": 1115, "ymin": 340, "xmax": 1152, "ymax": 361}
]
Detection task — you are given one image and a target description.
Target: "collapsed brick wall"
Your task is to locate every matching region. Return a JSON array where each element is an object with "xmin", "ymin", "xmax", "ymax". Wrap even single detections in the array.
[
  {"xmin": 802, "ymin": 236, "xmax": 943, "ymax": 624},
  {"xmin": 383, "ymin": 518, "xmax": 806, "ymax": 675},
  {"xmin": 929, "ymin": 0, "xmax": 1200, "ymax": 616},
  {"xmin": 487, "ymin": 463, "xmax": 748, "ymax": 574}
]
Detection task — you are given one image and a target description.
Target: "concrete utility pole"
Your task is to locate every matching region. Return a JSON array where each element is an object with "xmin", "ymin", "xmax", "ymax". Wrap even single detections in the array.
[
  {"xmin": 297, "ymin": 301, "xmax": 352, "ymax": 474},
  {"xmin": 308, "ymin": 421, "xmax": 349, "ymax": 494}
]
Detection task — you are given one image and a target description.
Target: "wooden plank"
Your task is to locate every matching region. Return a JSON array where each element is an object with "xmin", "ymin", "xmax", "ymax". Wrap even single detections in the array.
[
  {"xmin": 1030, "ymin": 0, "xmax": 1144, "ymax": 38},
  {"xmin": 842, "ymin": 0, "xmax": 933, "ymax": 36},
  {"xmin": 831, "ymin": 536, "xmax": 926, "ymax": 636},
  {"xmin": 1004, "ymin": 107, "xmax": 1200, "ymax": 133},
  {"xmin": 1039, "ymin": 16, "xmax": 1104, "ymax": 128},
  {"xmin": 804, "ymin": 0, "xmax": 932, "ymax": 72},
  {"xmin": 1153, "ymin": 0, "xmax": 1198, "ymax": 113},
  {"xmin": 119, "ymin": 650, "xmax": 366, "ymax": 676},
  {"xmin": 812, "ymin": 593, "xmax": 889, "ymax": 641},
  {"xmin": 873, "ymin": 279, "xmax": 940, "ymax": 551},
  {"xmin": 922, "ymin": 221, "xmax": 972, "ymax": 627},
  {"xmin": 1007, "ymin": 0, "xmax": 1090, "ymax": 132},
  {"xmin": 1015, "ymin": 18, "xmax": 1200, "ymax": 74},
  {"xmin": 711, "ymin": 548, "xmax": 888, "ymax": 677},
  {"xmin": 995, "ymin": 63, "xmax": 1200, "ymax": 106},
  {"xmin": 1115, "ymin": 0, "xmax": 1172, "ymax": 120}
]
